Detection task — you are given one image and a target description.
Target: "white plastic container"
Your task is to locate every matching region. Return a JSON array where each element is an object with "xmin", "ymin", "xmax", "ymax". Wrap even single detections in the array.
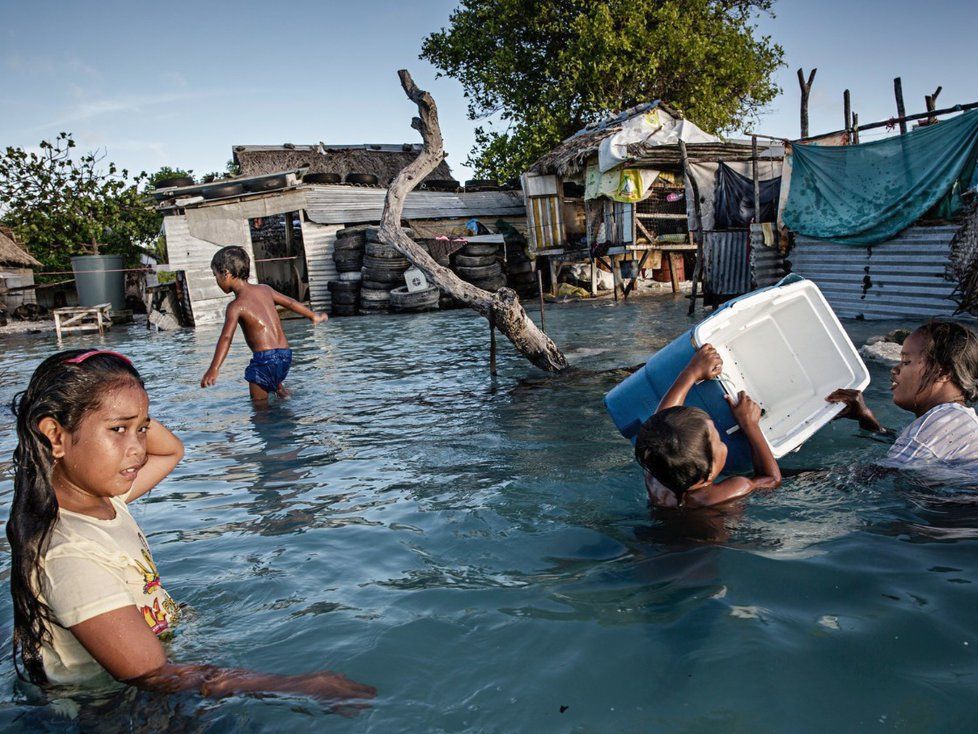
[
  {"xmin": 692, "ymin": 276, "xmax": 870, "ymax": 458},
  {"xmin": 404, "ymin": 267, "xmax": 429, "ymax": 293}
]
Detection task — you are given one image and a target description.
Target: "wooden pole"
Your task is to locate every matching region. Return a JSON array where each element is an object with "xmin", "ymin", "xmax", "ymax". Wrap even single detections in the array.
[
  {"xmin": 797, "ymin": 100, "xmax": 978, "ymax": 141},
  {"xmin": 925, "ymin": 85, "xmax": 942, "ymax": 125},
  {"xmin": 843, "ymin": 89, "xmax": 852, "ymax": 142},
  {"xmin": 536, "ymin": 268, "xmax": 546, "ymax": 333},
  {"xmin": 797, "ymin": 68, "xmax": 817, "ymax": 138},
  {"xmin": 894, "ymin": 77, "xmax": 907, "ymax": 134},
  {"xmin": 751, "ymin": 135, "xmax": 761, "ymax": 221},
  {"xmin": 680, "ymin": 139, "xmax": 705, "ymax": 316},
  {"xmin": 489, "ymin": 304, "xmax": 497, "ymax": 375},
  {"xmin": 852, "ymin": 112, "xmax": 860, "ymax": 144}
]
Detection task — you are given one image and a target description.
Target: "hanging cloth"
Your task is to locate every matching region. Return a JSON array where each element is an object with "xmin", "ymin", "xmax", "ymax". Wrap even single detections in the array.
[
  {"xmin": 783, "ymin": 109, "xmax": 978, "ymax": 245},
  {"xmin": 712, "ymin": 162, "xmax": 782, "ymax": 229},
  {"xmin": 584, "ymin": 164, "xmax": 660, "ymax": 203}
]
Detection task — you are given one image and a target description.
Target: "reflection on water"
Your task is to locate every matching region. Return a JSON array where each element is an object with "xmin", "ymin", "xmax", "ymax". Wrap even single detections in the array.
[{"xmin": 1, "ymin": 297, "xmax": 978, "ymax": 732}]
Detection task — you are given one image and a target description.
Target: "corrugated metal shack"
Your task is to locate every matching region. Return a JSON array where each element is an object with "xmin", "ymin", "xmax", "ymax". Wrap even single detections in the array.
[
  {"xmin": 155, "ymin": 147, "xmax": 525, "ymax": 326},
  {"xmin": 523, "ymin": 102, "xmax": 785, "ymax": 302},
  {"xmin": 781, "ymin": 105, "xmax": 978, "ymax": 320}
]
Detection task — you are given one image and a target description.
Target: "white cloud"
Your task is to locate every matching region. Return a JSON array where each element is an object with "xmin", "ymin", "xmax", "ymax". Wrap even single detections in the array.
[{"xmin": 36, "ymin": 90, "xmax": 220, "ymax": 130}]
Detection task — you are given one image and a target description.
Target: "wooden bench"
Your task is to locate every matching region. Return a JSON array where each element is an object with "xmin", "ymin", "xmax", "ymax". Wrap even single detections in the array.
[{"xmin": 53, "ymin": 303, "xmax": 113, "ymax": 339}]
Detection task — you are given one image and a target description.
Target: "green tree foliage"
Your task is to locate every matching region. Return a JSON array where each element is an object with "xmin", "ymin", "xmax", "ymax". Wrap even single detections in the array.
[
  {"xmin": 145, "ymin": 166, "xmax": 196, "ymax": 191},
  {"xmin": 422, "ymin": 0, "xmax": 784, "ymax": 181},
  {"xmin": 0, "ymin": 133, "xmax": 161, "ymax": 275}
]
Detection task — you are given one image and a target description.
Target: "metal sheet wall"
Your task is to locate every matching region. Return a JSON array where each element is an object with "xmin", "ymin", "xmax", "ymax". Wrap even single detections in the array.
[
  {"xmin": 791, "ymin": 226, "xmax": 962, "ymax": 319},
  {"xmin": 526, "ymin": 195, "xmax": 564, "ymax": 252},
  {"xmin": 751, "ymin": 244, "xmax": 787, "ymax": 287},
  {"xmin": 163, "ymin": 215, "xmax": 258, "ymax": 326},
  {"xmin": 299, "ymin": 219, "xmax": 341, "ymax": 313},
  {"xmin": 304, "ymin": 186, "xmax": 525, "ymax": 224},
  {"xmin": 704, "ymin": 231, "xmax": 751, "ymax": 295}
]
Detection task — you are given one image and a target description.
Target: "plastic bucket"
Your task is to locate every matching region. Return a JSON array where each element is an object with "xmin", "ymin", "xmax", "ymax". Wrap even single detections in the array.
[{"xmin": 71, "ymin": 255, "xmax": 126, "ymax": 311}]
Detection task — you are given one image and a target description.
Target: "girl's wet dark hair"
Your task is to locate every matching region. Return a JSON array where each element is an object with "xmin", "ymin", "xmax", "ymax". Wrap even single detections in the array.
[
  {"xmin": 7, "ymin": 349, "xmax": 143, "ymax": 684},
  {"xmin": 635, "ymin": 406, "xmax": 715, "ymax": 505},
  {"xmin": 916, "ymin": 321, "xmax": 978, "ymax": 403}
]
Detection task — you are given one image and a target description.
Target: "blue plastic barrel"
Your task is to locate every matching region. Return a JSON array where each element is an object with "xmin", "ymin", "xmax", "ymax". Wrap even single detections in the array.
[{"xmin": 604, "ymin": 328, "xmax": 753, "ymax": 475}]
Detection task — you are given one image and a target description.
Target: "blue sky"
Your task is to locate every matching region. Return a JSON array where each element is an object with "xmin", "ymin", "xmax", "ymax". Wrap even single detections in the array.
[{"xmin": 1, "ymin": 1, "xmax": 975, "ymax": 182}]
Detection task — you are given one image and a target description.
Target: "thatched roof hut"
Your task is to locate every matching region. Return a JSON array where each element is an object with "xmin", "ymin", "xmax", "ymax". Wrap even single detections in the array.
[
  {"xmin": 0, "ymin": 227, "xmax": 41, "ymax": 268},
  {"xmin": 232, "ymin": 144, "xmax": 455, "ymax": 187}
]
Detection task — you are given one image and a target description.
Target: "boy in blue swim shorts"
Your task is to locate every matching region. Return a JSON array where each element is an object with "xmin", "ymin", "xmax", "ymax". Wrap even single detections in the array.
[{"xmin": 201, "ymin": 246, "xmax": 327, "ymax": 401}]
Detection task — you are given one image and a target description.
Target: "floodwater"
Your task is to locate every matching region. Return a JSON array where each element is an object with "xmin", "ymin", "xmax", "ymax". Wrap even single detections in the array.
[{"xmin": 0, "ymin": 294, "xmax": 977, "ymax": 733}]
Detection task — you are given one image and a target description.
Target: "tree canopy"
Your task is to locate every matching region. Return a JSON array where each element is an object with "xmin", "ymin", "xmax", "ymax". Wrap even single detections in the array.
[
  {"xmin": 0, "ymin": 133, "xmax": 161, "ymax": 274},
  {"xmin": 421, "ymin": 0, "xmax": 784, "ymax": 181}
]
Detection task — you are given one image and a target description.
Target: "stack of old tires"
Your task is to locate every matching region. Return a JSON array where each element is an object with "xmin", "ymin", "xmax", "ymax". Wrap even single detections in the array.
[
  {"xmin": 329, "ymin": 226, "xmax": 368, "ymax": 316},
  {"xmin": 360, "ymin": 227, "xmax": 413, "ymax": 314},
  {"xmin": 505, "ymin": 240, "xmax": 538, "ymax": 299},
  {"xmin": 451, "ymin": 242, "xmax": 506, "ymax": 292}
]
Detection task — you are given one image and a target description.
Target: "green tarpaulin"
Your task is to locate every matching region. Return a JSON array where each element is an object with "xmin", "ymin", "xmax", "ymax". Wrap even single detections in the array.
[{"xmin": 783, "ymin": 109, "xmax": 978, "ymax": 245}]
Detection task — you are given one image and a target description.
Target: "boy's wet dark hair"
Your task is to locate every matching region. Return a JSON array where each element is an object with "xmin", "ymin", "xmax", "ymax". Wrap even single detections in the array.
[
  {"xmin": 917, "ymin": 321, "xmax": 978, "ymax": 403},
  {"xmin": 635, "ymin": 406, "xmax": 715, "ymax": 503},
  {"xmin": 211, "ymin": 246, "xmax": 250, "ymax": 280}
]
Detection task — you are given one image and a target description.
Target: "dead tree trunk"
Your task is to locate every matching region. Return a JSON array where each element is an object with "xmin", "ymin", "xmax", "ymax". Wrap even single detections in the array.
[
  {"xmin": 797, "ymin": 68, "xmax": 817, "ymax": 138},
  {"xmin": 379, "ymin": 70, "xmax": 568, "ymax": 373}
]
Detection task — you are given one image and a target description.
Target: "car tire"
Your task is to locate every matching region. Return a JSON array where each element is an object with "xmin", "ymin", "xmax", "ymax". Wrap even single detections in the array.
[
  {"xmin": 454, "ymin": 254, "xmax": 497, "ymax": 268},
  {"xmin": 455, "ymin": 263, "xmax": 502, "ymax": 280}
]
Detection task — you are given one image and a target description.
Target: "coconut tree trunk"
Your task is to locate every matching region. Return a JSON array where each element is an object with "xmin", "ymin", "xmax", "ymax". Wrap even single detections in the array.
[{"xmin": 379, "ymin": 70, "xmax": 568, "ymax": 373}]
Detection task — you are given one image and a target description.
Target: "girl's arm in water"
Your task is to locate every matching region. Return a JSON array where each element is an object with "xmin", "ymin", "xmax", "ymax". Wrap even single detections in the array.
[
  {"xmin": 126, "ymin": 420, "xmax": 185, "ymax": 503},
  {"xmin": 69, "ymin": 606, "xmax": 375, "ymax": 702}
]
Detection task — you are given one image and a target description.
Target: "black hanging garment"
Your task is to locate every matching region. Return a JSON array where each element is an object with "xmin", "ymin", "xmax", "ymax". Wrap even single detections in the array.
[{"xmin": 713, "ymin": 162, "xmax": 782, "ymax": 229}]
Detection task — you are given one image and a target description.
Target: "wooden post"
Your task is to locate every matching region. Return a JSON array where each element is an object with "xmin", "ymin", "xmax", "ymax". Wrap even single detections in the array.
[
  {"xmin": 611, "ymin": 255, "xmax": 621, "ymax": 302},
  {"xmin": 894, "ymin": 77, "xmax": 907, "ymax": 134},
  {"xmin": 852, "ymin": 112, "xmax": 860, "ymax": 144},
  {"xmin": 751, "ymin": 135, "xmax": 761, "ymax": 222},
  {"xmin": 925, "ymin": 86, "xmax": 942, "ymax": 125},
  {"xmin": 536, "ymin": 268, "xmax": 546, "ymax": 333},
  {"xmin": 489, "ymin": 305, "xmax": 497, "ymax": 375},
  {"xmin": 680, "ymin": 139, "xmax": 705, "ymax": 316},
  {"xmin": 843, "ymin": 89, "xmax": 852, "ymax": 142},
  {"xmin": 797, "ymin": 68, "xmax": 817, "ymax": 138}
]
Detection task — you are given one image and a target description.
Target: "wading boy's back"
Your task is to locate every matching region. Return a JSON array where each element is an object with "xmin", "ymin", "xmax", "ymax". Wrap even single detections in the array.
[{"xmin": 200, "ymin": 246, "xmax": 327, "ymax": 401}]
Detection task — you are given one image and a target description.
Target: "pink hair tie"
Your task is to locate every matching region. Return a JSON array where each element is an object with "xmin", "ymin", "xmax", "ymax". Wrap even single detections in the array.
[{"xmin": 64, "ymin": 350, "xmax": 133, "ymax": 366}]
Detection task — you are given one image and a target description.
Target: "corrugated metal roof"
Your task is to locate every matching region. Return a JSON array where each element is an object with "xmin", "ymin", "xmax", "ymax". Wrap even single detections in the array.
[{"xmin": 791, "ymin": 226, "xmax": 965, "ymax": 320}]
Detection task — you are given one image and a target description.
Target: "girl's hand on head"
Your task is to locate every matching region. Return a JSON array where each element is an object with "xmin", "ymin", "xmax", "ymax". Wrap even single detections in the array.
[
  {"xmin": 726, "ymin": 391, "xmax": 762, "ymax": 426},
  {"xmin": 686, "ymin": 344, "xmax": 723, "ymax": 382}
]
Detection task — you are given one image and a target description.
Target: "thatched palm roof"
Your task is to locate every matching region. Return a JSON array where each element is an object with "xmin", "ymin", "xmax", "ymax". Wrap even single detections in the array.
[
  {"xmin": 531, "ymin": 102, "xmax": 683, "ymax": 176},
  {"xmin": 232, "ymin": 144, "xmax": 455, "ymax": 187},
  {"xmin": 0, "ymin": 227, "xmax": 41, "ymax": 268}
]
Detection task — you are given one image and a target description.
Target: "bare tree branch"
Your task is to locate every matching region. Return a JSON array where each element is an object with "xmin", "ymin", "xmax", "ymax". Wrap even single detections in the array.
[{"xmin": 379, "ymin": 69, "xmax": 568, "ymax": 373}]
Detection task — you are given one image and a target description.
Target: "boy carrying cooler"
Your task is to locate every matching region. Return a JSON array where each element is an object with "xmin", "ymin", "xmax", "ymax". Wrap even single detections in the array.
[
  {"xmin": 201, "ymin": 246, "xmax": 327, "ymax": 401},
  {"xmin": 635, "ymin": 344, "xmax": 782, "ymax": 509}
]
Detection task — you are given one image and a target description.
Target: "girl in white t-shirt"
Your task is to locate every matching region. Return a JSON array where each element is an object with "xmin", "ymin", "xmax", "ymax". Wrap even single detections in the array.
[
  {"xmin": 8, "ymin": 349, "xmax": 374, "ymax": 705},
  {"xmin": 826, "ymin": 321, "xmax": 978, "ymax": 468}
]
